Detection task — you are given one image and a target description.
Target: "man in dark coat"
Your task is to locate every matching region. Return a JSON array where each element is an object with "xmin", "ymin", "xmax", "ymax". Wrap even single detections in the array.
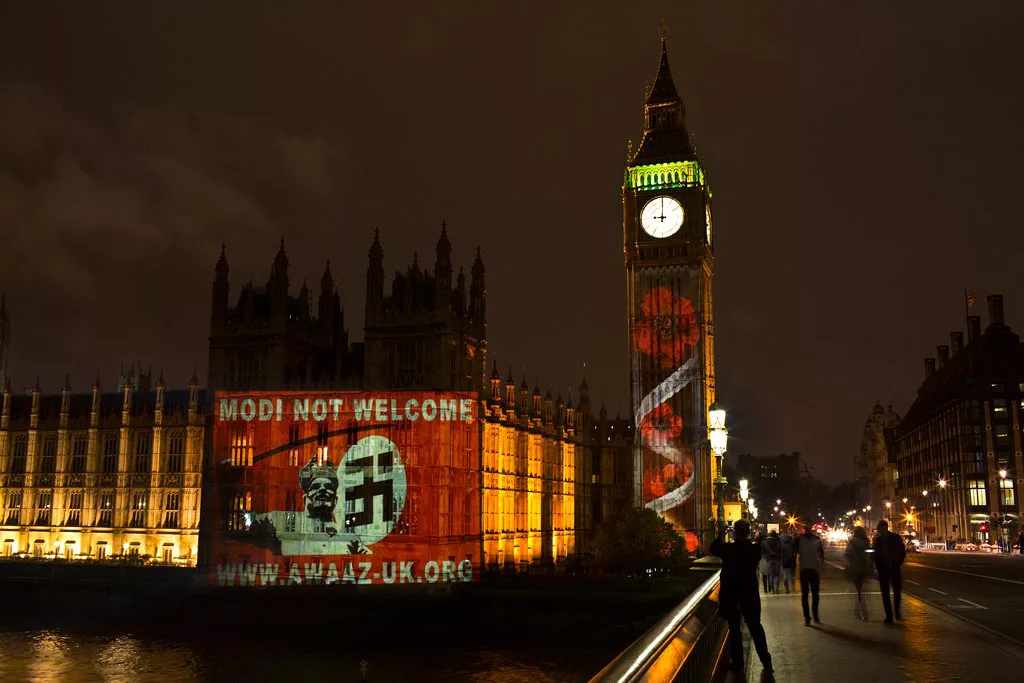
[
  {"xmin": 873, "ymin": 519, "xmax": 906, "ymax": 624},
  {"xmin": 711, "ymin": 520, "xmax": 773, "ymax": 674}
]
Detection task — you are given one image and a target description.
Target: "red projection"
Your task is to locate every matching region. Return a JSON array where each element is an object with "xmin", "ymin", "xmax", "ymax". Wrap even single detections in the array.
[{"xmin": 207, "ymin": 391, "xmax": 480, "ymax": 587}]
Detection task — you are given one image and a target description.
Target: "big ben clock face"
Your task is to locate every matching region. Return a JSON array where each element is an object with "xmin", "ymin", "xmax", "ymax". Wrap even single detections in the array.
[{"xmin": 640, "ymin": 196, "xmax": 684, "ymax": 238}]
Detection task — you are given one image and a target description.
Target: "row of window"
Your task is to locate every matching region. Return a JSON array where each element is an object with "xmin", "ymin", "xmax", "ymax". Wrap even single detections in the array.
[
  {"xmin": 2, "ymin": 490, "xmax": 182, "ymax": 528},
  {"xmin": 5, "ymin": 432, "xmax": 186, "ymax": 475},
  {"xmin": 966, "ymin": 478, "xmax": 1017, "ymax": 507}
]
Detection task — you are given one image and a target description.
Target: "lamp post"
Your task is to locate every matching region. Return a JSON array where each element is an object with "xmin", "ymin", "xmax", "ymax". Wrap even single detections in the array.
[
  {"xmin": 709, "ymin": 402, "xmax": 728, "ymax": 527},
  {"xmin": 739, "ymin": 478, "xmax": 749, "ymax": 521}
]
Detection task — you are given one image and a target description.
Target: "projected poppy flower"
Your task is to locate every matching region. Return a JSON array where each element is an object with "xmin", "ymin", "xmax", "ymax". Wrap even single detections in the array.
[
  {"xmin": 640, "ymin": 403, "xmax": 683, "ymax": 447},
  {"xmin": 647, "ymin": 460, "xmax": 693, "ymax": 500},
  {"xmin": 684, "ymin": 531, "xmax": 699, "ymax": 553},
  {"xmin": 634, "ymin": 288, "xmax": 700, "ymax": 368}
]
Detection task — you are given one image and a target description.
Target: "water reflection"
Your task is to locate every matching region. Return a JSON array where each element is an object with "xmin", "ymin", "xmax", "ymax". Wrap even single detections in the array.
[{"xmin": 0, "ymin": 631, "xmax": 576, "ymax": 682}]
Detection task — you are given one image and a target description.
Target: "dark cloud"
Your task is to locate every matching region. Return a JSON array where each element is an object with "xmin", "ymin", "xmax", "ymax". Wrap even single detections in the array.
[{"xmin": 1, "ymin": 1, "xmax": 1023, "ymax": 485}]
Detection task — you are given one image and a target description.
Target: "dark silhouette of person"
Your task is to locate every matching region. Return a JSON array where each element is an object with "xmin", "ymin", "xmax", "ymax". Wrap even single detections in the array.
[
  {"xmin": 711, "ymin": 519, "xmax": 773, "ymax": 674},
  {"xmin": 873, "ymin": 519, "xmax": 906, "ymax": 623}
]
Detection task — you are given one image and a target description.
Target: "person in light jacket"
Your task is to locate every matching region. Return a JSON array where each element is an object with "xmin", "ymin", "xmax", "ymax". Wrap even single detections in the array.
[{"xmin": 795, "ymin": 522, "xmax": 824, "ymax": 625}]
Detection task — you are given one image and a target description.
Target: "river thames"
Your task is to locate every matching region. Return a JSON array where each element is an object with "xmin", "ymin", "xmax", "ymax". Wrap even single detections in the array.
[{"xmin": 0, "ymin": 576, "xmax": 697, "ymax": 682}]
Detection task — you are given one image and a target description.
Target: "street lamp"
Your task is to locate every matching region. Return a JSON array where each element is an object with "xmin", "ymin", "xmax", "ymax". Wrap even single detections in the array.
[
  {"xmin": 922, "ymin": 490, "xmax": 929, "ymax": 497},
  {"xmin": 739, "ymin": 479, "xmax": 749, "ymax": 521},
  {"xmin": 999, "ymin": 469, "xmax": 1008, "ymax": 480},
  {"xmin": 902, "ymin": 498, "xmax": 908, "ymax": 504},
  {"xmin": 938, "ymin": 478, "xmax": 947, "ymax": 489},
  {"xmin": 709, "ymin": 402, "xmax": 728, "ymax": 526}
]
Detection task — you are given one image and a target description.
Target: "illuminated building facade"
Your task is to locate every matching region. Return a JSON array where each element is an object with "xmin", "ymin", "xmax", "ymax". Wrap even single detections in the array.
[
  {"xmin": 204, "ymin": 229, "xmax": 623, "ymax": 576},
  {"xmin": 894, "ymin": 295, "xmax": 1024, "ymax": 545},
  {"xmin": 623, "ymin": 39, "xmax": 716, "ymax": 539},
  {"xmin": 0, "ymin": 369, "xmax": 204, "ymax": 565}
]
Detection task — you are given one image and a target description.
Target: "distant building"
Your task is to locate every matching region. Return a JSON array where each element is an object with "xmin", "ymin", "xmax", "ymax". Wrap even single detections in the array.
[
  {"xmin": 855, "ymin": 403, "xmax": 900, "ymax": 508},
  {"xmin": 735, "ymin": 452, "xmax": 809, "ymax": 514},
  {"xmin": 894, "ymin": 295, "xmax": 1023, "ymax": 545},
  {"xmin": 0, "ymin": 369, "xmax": 204, "ymax": 565}
]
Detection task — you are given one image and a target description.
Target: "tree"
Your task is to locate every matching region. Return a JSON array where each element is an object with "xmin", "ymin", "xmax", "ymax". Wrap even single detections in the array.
[{"xmin": 594, "ymin": 507, "xmax": 684, "ymax": 576}]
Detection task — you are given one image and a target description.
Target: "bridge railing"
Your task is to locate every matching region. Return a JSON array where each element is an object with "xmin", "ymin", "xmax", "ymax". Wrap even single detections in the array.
[{"xmin": 589, "ymin": 558, "xmax": 726, "ymax": 683}]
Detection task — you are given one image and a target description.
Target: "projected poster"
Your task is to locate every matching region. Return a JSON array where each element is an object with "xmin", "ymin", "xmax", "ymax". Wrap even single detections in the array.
[
  {"xmin": 208, "ymin": 391, "xmax": 480, "ymax": 586},
  {"xmin": 632, "ymin": 266, "xmax": 703, "ymax": 543}
]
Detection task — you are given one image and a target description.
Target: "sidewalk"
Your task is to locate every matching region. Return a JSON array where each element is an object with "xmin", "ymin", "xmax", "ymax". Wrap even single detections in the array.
[{"xmin": 714, "ymin": 569, "xmax": 1024, "ymax": 682}]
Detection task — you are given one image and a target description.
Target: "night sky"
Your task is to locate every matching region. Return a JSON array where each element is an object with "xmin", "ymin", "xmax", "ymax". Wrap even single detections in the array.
[{"xmin": 1, "ymin": 2, "xmax": 1022, "ymax": 485}]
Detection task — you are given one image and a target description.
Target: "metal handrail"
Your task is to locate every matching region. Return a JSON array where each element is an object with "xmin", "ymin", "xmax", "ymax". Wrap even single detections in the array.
[{"xmin": 589, "ymin": 568, "xmax": 723, "ymax": 683}]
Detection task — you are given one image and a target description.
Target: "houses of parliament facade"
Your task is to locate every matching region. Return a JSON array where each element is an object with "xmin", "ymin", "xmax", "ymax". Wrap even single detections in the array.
[
  {"xmin": 0, "ymin": 37, "xmax": 710, "ymax": 573},
  {"xmin": 0, "ymin": 225, "xmax": 634, "ymax": 571}
]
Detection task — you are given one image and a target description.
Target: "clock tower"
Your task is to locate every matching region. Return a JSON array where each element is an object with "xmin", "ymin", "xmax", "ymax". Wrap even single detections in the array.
[{"xmin": 623, "ymin": 39, "xmax": 715, "ymax": 539}]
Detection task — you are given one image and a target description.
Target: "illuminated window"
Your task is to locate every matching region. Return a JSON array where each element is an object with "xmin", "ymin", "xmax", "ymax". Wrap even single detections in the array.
[
  {"xmin": 1000, "ymin": 479, "xmax": 1015, "ymax": 507},
  {"xmin": 995, "ymin": 429, "xmax": 1011, "ymax": 447},
  {"xmin": 40, "ymin": 436, "xmax": 57, "ymax": 474},
  {"xmin": 163, "ymin": 493, "xmax": 180, "ymax": 529},
  {"xmin": 67, "ymin": 491, "xmax": 83, "ymax": 527},
  {"xmin": 230, "ymin": 428, "xmax": 253, "ymax": 467},
  {"xmin": 968, "ymin": 480, "xmax": 987, "ymax": 507},
  {"xmin": 130, "ymin": 491, "xmax": 148, "ymax": 527},
  {"xmin": 227, "ymin": 491, "xmax": 252, "ymax": 531},
  {"xmin": 166, "ymin": 431, "xmax": 184, "ymax": 473},
  {"xmin": 134, "ymin": 432, "xmax": 152, "ymax": 473},
  {"xmin": 71, "ymin": 434, "xmax": 87, "ymax": 473},
  {"xmin": 97, "ymin": 491, "xmax": 114, "ymax": 527},
  {"xmin": 96, "ymin": 543, "xmax": 107, "ymax": 561},
  {"xmin": 9, "ymin": 435, "xmax": 27, "ymax": 474},
  {"xmin": 102, "ymin": 432, "xmax": 119, "ymax": 473},
  {"xmin": 3, "ymin": 491, "xmax": 23, "ymax": 525},
  {"xmin": 35, "ymin": 491, "xmax": 53, "ymax": 526},
  {"xmin": 316, "ymin": 422, "xmax": 329, "ymax": 464},
  {"xmin": 288, "ymin": 424, "xmax": 301, "ymax": 467}
]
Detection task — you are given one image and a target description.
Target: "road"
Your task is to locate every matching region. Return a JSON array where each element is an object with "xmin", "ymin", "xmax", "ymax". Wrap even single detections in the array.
[{"xmin": 829, "ymin": 543, "xmax": 1024, "ymax": 645}]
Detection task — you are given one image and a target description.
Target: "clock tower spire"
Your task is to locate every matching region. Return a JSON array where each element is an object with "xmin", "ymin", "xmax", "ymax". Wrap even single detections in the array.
[{"xmin": 623, "ymin": 37, "xmax": 715, "ymax": 539}]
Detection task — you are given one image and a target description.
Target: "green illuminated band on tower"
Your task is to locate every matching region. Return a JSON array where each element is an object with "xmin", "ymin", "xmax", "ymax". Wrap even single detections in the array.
[{"xmin": 625, "ymin": 160, "xmax": 707, "ymax": 191}]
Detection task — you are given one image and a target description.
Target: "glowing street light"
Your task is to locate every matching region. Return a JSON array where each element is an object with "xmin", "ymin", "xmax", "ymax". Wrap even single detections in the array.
[
  {"xmin": 885, "ymin": 501, "xmax": 892, "ymax": 509},
  {"xmin": 999, "ymin": 469, "xmax": 1008, "ymax": 479},
  {"xmin": 938, "ymin": 478, "xmax": 947, "ymax": 489},
  {"xmin": 776, "ymin": 499, "xmax": 782, "ymax": 506},
  {"xmin": 866, "ymin": 505, "xmax": 872, "ymax": 512},
  {"xmin": 922, "ymin": 490, "xmax": 929, "ymax": 497},
  {"xmin": 902, "ymin": 498, "xmax": 908, "ymax": 504},
  {"xmin": 709, "ymin": 402, "xmax": 728, "ymax": 526}
]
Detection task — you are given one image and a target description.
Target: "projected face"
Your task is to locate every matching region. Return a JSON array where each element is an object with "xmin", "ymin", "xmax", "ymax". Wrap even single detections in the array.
[
  {"xmin": 641, "ymin": 196, "xmax": 684, "ymax": 238},
  {"xmin": 299, "ymin": 459, "xmax": 339, "ymax": 523}
]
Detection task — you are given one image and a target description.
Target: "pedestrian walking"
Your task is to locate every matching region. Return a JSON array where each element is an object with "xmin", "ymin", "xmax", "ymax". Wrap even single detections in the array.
[
  {"xmin": 795, "ymin": 522, "xmax": 824, "ymax": 625},
  {"xmin": 873, "ymin": 519, "xmax": 906, "ymax": 624},
  {"xmin": 844, "ymin": 526, "xmax": 871, "ymax": 621},
  {"xmin": 763, "ymin": 531, "xmax": 782, "ymax": 593},
  {"xmin": 780, "ymin": 532, "xmax": 796, "ymax": 592},
  {"xmin": 710, "ymin": 520, "xmax": 774, "ymax": 674}
]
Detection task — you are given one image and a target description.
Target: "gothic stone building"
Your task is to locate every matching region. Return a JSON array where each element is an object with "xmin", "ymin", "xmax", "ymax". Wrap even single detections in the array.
[
  {"xmin": 206, "ymin": 227, "xmax": 632, "ymax": 570},
  {"xmin": 0, "ymin": 369, "xmax": 204, "ymax": 564}
]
